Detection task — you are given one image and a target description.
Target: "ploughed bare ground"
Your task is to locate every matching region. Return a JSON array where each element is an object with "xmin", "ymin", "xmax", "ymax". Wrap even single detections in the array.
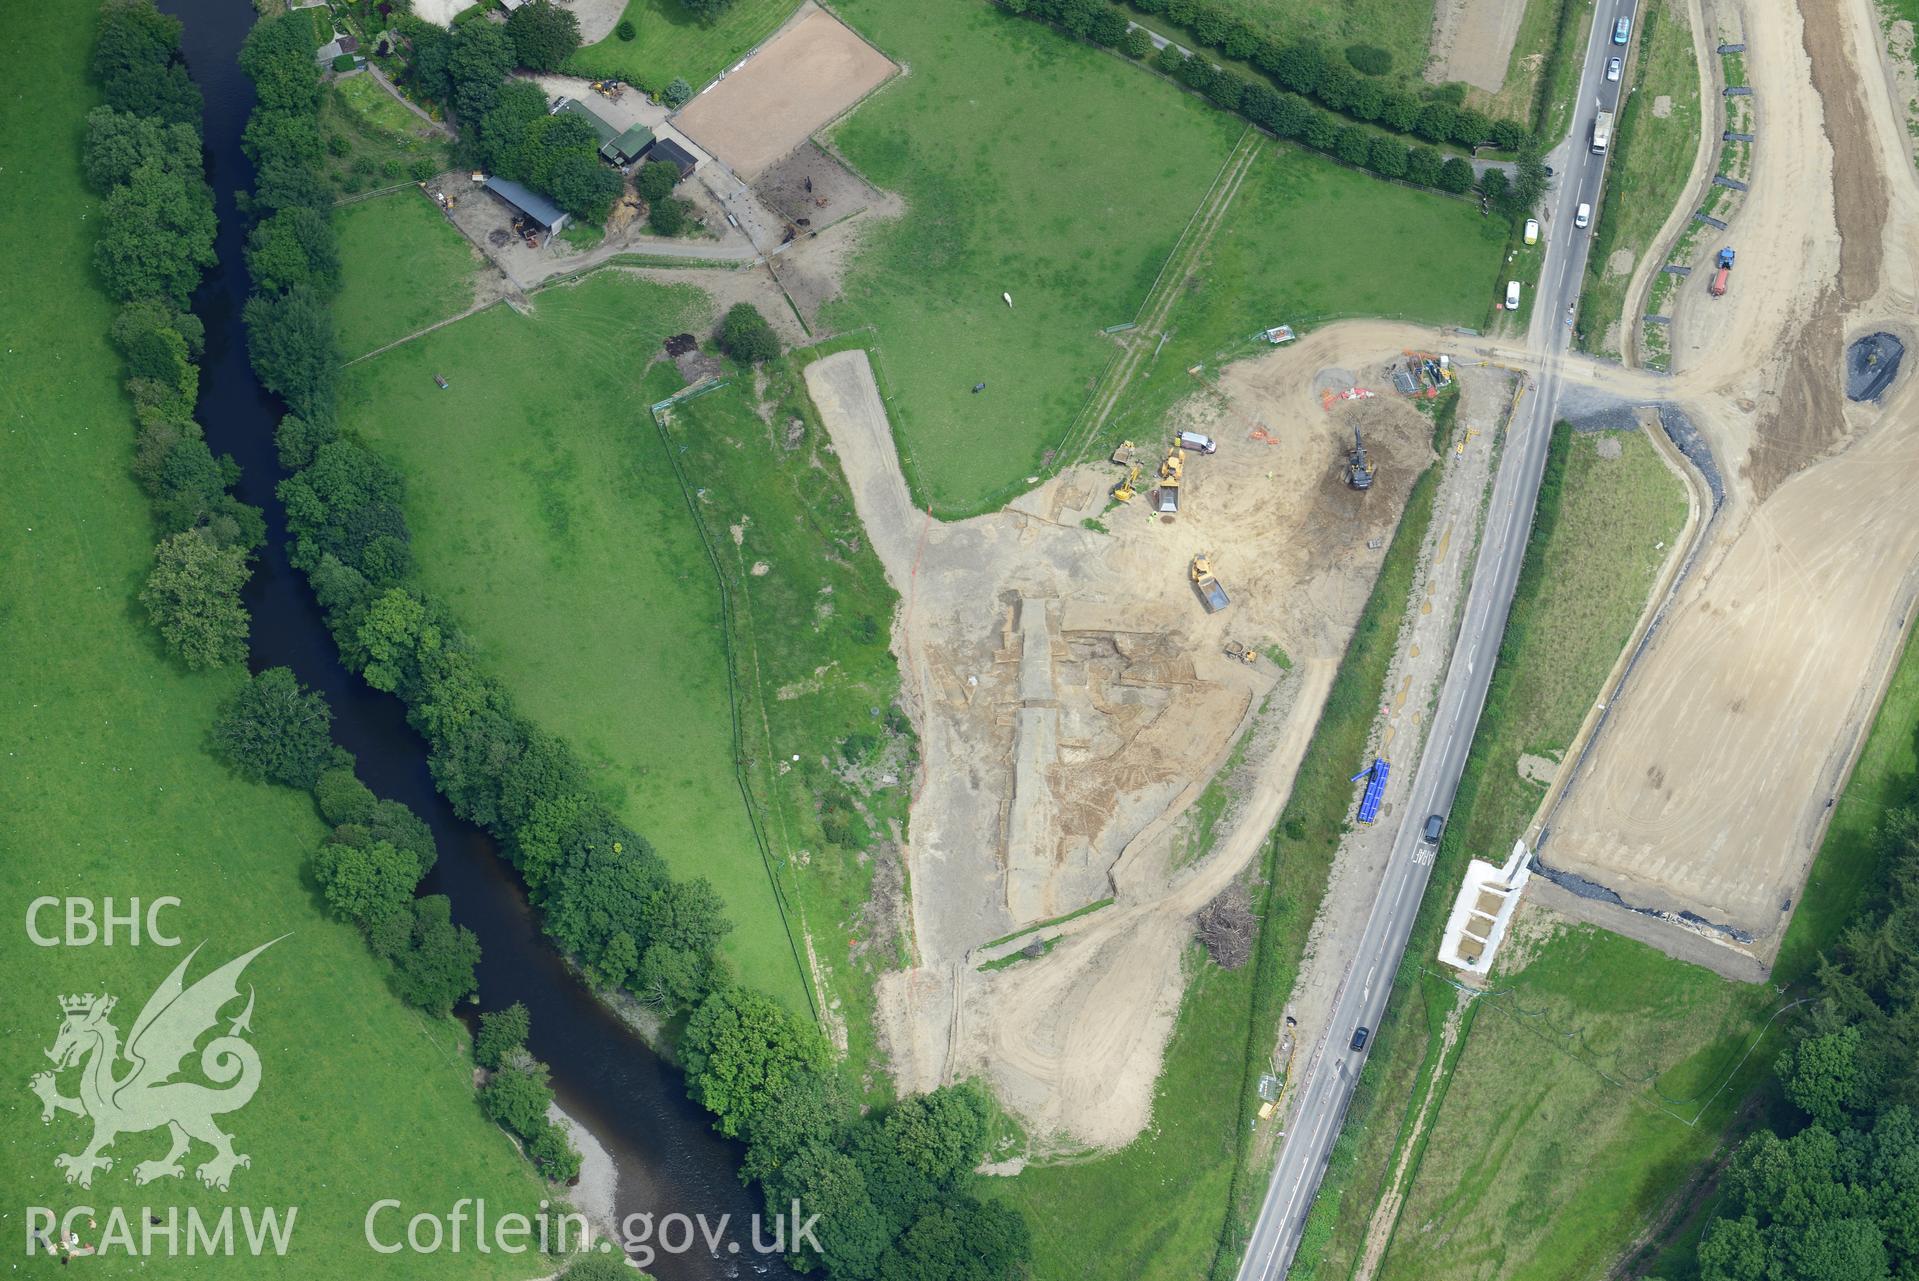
[{"xmin": 1539, "ymin": 0, "xmax": 1919, "ymax": 971}]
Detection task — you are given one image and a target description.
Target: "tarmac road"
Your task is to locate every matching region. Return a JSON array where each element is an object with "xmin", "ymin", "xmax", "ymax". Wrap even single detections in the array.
[{"xmin": 1234, "ymin": 5, "xmax": 1636, "ymax": 1276}]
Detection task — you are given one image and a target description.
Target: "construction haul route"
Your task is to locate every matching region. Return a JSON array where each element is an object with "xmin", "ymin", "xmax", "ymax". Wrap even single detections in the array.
[{"xmin": 1234, "ymin": 1, "xmax": 1639, "ymax": 1275}]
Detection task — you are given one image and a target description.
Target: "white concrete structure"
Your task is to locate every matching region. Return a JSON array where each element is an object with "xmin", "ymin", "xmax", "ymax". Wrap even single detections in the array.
[{"xmin": 1437, "ymin": 839, "xmax": 1531, "ymax": 974}]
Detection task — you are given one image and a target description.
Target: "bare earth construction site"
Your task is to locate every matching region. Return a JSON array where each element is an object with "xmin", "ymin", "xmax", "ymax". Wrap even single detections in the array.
[
  {"xmin": 808, "ymin": 343, "xmax": 1461, "ymax": 1146},
  {"xmin": 1536, "ymin": 0, "xmax": 1919, "ymax": 974}
]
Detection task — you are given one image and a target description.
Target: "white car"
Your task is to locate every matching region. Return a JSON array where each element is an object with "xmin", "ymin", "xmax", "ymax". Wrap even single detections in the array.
[
  {"xmin": 1575, "ymin": 202, "xmax": 1592, "ymax": 229},
  {"xmin": 1606, "ymin": 56, "xmax": 1623, "ymax": 81}
]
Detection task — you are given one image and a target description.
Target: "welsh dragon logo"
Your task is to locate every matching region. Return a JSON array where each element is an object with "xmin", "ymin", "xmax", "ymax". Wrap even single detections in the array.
[{"xmin": 29, "ymin": 939, "xmax": 280, "ymax": 1191}]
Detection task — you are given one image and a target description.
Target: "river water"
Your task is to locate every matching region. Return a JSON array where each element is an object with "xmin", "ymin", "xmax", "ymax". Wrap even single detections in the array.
[{"xmin": 164, "ymin": 3, "xmax": 784, "ymax": 1275}]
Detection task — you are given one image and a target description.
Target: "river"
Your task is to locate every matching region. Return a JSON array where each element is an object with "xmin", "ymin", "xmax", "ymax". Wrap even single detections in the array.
[{"xmin": 164, "ymin": 2, "xmax": 785, "ymax": 1275}]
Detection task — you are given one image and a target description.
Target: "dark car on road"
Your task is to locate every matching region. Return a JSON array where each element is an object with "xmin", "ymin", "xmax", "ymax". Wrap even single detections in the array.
[
  {"xmin": 1350, "ymin": 1027, "xmax": 1370, "ymax": 1051},
  {"xmin": 1423, "ymin": 813, "xmax": 1446, "ymax": 843}
]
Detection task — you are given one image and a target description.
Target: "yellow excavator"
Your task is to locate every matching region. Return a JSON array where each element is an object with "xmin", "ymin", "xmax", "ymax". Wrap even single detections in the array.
[{"xmin": 1112, "ymin": 462, "xmax": 1143, "ymax": 503}]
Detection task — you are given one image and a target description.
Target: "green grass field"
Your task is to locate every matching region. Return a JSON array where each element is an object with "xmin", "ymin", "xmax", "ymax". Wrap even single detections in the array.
[
  {"xmin": 1106, "ymin": 139, "xmax": 1507, "ymax": 446},
  {"xmin": 338, "ymin": 275, "xmax": 818, "ymax": 1012},
  {"xmin": 821, "ymin": 0, "xmax": 1242, "ymax": 515},
  {"xmin": 0, "ymin": 13, "xmax": 544, "ymax": 1275},
  {"xmin": 1451, "ymin": 429, "xmax": 1687, "ymax": 857},
  {"xmin": 1375, "ymin": 929, "xmax": 1781, "ymax": 1281},
  {"xmin": 568, "ymin": 0, "xmax": 798, "ymax": 94},
  {"xmin": 334, "ymin": 191, "xmax": 479, "ymax": 358},
  {"xmin": 644, "ymin": 356, "xmax": 912, "ymax": 1092},
  {"xmin": 1578, "ymin": 0, "xmax": 1701, "ymax": 357}
]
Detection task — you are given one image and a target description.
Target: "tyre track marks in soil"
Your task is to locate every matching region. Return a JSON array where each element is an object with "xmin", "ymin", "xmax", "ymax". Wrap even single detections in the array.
[
  {"xmin": 1748, "ymin": 0, "xmax": 1888, "ymax": 496},
  {"xmin": 1802, "ymin": 0, "xmax": 1888, "ymax": 304},
  {"xmin": 1055, "ymin": 125, "xmax": 1262, "ymax": 469}
]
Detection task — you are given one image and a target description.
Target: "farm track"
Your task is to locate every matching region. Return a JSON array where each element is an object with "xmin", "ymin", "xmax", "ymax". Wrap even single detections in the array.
[{"xmin": 1055, "ymin": 125, "xmax": 1262, "ymax": 466}]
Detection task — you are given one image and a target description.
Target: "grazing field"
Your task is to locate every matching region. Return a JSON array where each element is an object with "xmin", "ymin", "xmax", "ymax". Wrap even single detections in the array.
[
  {"xmin": 821, "ymin": 0, "xmax": 1241, "ymax": 515},
  {"xmin": 0, "ymin": 14, "xmax": 543, "ymax": 1276},
  {"xmin": 1373, "ymin": 926, "xmax": 1781, "ymax": 1281},
  {"xmin": 1105, "ymin": 139, "xmax": 1508, "ymax": 446},
  {"xmin": 568, "ymin": 0, "xmax": 799, "ymax": 95},
  {"xmin": 334, "ymin": 191, "xmax": 480, "ymax": 358},
  {"xmin": 1300, "ymin": 425, "xmax": 1704, "ymax": 1281},
  {"xmin": 338, "ymin": 275, "xmax": 818, "ymax": 1009},
  {"xmin": 1578, "ymin": 0, "xmax": 1702, "ymax": 357}
]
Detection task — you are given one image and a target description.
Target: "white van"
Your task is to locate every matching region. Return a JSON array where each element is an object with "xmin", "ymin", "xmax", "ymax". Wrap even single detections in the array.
[
  {"xmin": 1505, "ymin": 280, "xmax": 1522, "ymax": 310},
  {"xmin": 1177, "ymin": 431, "xmax": 1218, "ymax": 454},
  {"xmin": 1523, "ymin": 218, "xmax": 1539, "ymax": 246}
]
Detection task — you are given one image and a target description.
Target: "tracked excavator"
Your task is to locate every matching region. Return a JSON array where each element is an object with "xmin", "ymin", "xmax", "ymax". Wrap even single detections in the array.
[{"xmin": 1346, "ymin": 425, "xmax": 1375, "ymax": 490}]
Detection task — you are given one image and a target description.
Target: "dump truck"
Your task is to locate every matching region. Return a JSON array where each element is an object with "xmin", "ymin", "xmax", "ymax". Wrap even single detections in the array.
[
  {"xmin": 1591, "ymin": 109, "xmax": 1614, "ymax": 154},
  {"xmin": 1191, "ymin": 554, "xmax": 1230, "ymax": 613},
  {"xmin": 1710, "ymin": 246, "xmax": 1734, "ymax": 297}
]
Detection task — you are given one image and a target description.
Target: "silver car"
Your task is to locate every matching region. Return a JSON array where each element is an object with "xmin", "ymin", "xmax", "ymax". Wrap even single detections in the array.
[{"xmin": 1606, "ymin": 56, "xmax": 1622, "ymax": 81}]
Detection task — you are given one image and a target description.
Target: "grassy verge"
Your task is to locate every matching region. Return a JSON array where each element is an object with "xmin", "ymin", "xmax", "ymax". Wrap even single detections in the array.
[
  {"xmin": 1471, "ymin": 0, "xmax": 1571, "ymax": 125},
  {"xmin": 980, "ymin": 897, "xmax": 1116, "ymax": 951},
  {"xmin": 319, "ymin": 73, "xmax": 450, "ymax": 196},
  {"xmin": 1102, "ymin": 139, "xmax": 1507, "ymax": 451},
  {"xmin": 1454, "ymin": 429, "xmax": 1687, "ymax": 853},
  {"xmin": 333, "ymin": 190, "xmax": 480, "ymax": 358},
  {"xmin": 644, "ymin": 358, "xmax": 914, "ymax": 1094},
  {"xmin": 1296, "ymin": 425, "xmax": 1694, "ymax": 1278},
  {"xmin": 1577, "ymin": 0, "xmax": 1701, "ymax": 358},
  {"xmin": 338, "ymin": 274, "xmax": 816, "ymax": 1012},
  {"xmin": 985, "ymin": 455, "xmax": 1444, "ymax": 1281},
  {"xmin": 819, "ymin": 0, "xmax": 1241, "ymax": 516},
  {"xmin": 1535, "ymin": 0, "xmax": 1596, "ymax": 146},
  {"xmin": 567, "ymin": 0, "xmax": 799, "ymax": 95},
  {"xmin": 0, "ymin": 13, "xmax": 545, "ymax": 1274}
]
